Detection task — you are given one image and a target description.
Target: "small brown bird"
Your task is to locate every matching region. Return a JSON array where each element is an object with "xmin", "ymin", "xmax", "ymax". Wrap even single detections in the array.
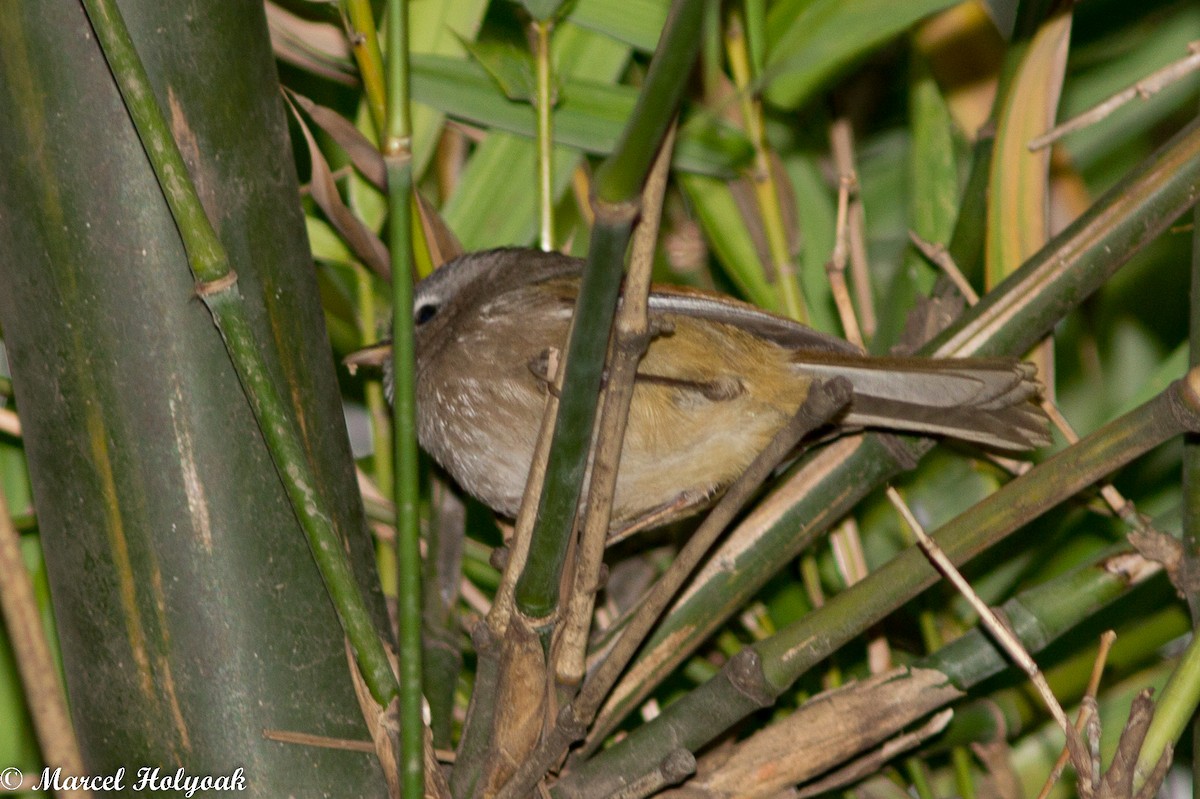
[{"xmin": 389, "ymin": 248, "xmax": 1049, "ymax": 533}]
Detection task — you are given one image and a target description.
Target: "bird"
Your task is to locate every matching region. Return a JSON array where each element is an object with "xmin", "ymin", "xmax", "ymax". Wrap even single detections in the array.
[{"xmin": 381, "ymin": 247, "xmax": 1049, "ymax": 534}]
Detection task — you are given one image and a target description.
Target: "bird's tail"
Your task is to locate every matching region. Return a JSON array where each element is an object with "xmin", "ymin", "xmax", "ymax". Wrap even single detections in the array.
[{"xmin": 797, "ymin": 356, "xmax": 1051, "ymax": 450}]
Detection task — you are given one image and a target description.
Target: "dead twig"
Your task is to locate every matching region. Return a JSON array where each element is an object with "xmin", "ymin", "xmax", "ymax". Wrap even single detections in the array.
[
  {"xmin": 1036, "ymin": 630, "xmax": 1117, "ymax": 799},
  {"xmin": 1030, "ymin": 41, "xmax": 1200, "ymax": 150},
  {"xmin": 886, "ymin": 487, "xmax": 1092, "ymax": 775},
  {"xmin": 828, "ymin": 116, "xmax": 876, "ymax": 341},
  {"xmin": 0, "ymin": 488, "xmax": 91, "ymax": 799}
]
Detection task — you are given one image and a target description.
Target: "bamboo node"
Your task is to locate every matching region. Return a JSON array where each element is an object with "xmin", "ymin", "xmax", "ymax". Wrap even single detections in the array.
[{"xmin": 194, "ymin": 271, "xmax": 239, "ymax": 297}]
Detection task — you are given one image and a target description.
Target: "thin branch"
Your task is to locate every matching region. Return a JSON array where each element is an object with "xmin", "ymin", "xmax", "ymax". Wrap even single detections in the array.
[
  {"xmin": 1030, "ymin": 41, "xmax": 1200, "ymax": 151},
  {"xmin": 908, "ymin": 231, "xmax": 979, "ymax": 304},
  {"xmin": 554, "ymin": 122, "xmax": 679, "ymax": 689},
  {"xmin": 1036, "ymin": 630, "xmax": 1117, "ymax": 799},
  {"xmin": 829, "ymin": 116, "xmax": 877, "ymax": 339},
  {"xmin": 886, "ymin": 487, "xmax": 1090, "ymax": 769},
  {"xmin": 0, "ymin": 489, "xmax": 91, "ymax": 799},
  {"xmin": 262, "ymin": 729, "xmax": 377, "ymax": 752},
  {"xmin": 825, "ymin": 165, "xmax": 864, "ymax": 347}
]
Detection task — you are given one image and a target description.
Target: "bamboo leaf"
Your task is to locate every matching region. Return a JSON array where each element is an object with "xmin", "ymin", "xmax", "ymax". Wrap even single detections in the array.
[
  {"xmin": 761, "ymin": 0, "xmax": 959, "ymax": 109},
  {"xmin": 411, "ymin": 53, "xmax": 753, "ymax": 175},
  {"xmin": 460, "ymin": 34, "xmax": 539, "ymax": 103}
]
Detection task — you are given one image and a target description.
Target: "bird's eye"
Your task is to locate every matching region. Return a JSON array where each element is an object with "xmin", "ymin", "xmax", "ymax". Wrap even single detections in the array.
[{"xmin": 415, "ymin": 302, "xmax": 438, "ymax": 325}]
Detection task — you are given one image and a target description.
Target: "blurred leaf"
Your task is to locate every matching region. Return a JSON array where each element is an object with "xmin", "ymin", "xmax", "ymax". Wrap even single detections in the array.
[
  {"xmin": 289, "ymin": 98, "xmax": 391, "ymax": 278},
  {"xmin": 443, "ymin": 133, "xmax": 580, "ymax": 248},
  {"xmin": 519, "ymin": 0, "xmax": 577, "ymax": 23},
  {"xmin": 288, "ymin": 89, "xmax": 386, "ymax": 189},
  {"xmin": 442, "ymin": 21, "xmax": 631, "ymax": 248},
  {"xmin": 266, "ymin": 1, "xmax": 356, "ymax": 85},
  {"xmin": 761, "ymin": 0, "xmax": 959, "ymax": 109},
  {"xmin": 411, "ymin": 53, "xmax": 753, "ymax": 175},
  {"xmin": 784, "ymin": 153, "xmax": 838, "ymax": 333},
  {"xmin": 568, "ymin": 0, "xmax": 668, "ymax": 52},
  {"xmin": 986, "ymin": 5, "xmax": 1072, "ymax": 286},
  {"xmin": 909, "ymin": 55, "xmax": 961, "ymax": 247},
  {"xmin": 460, "ymin": 34, "xmax": 539, "ymax": 102},
  {"xmin": 872, "ymin": 52, "xmax": 964, "ymax": 351},
  {"xmin": 678, "ymin": 173, "xmax": 783, "ymax": 313},
  {"xmin": 410, "ymin": 0, "xmax": 490, "ymax": 177}
]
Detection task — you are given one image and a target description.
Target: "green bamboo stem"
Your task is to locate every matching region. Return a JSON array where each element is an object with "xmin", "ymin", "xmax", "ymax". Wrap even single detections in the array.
[
  {"xmin": 358, "ymin": 268, "xmax": 397, "ymax": 601},
  {"xmin": 1134, "ymin": 626, "xmax": 1200, "ymax": 789},
  {"xmin": 342, "ymin": 0, "xmax": 388, "ymax": 137},
  {"xmin": 383, "ymin": 0, "xmax": 421, "ymax": 791},
  {"xmin": 558, "ymin": 373, "xmax": 1200, "ymax": 797},
  {"xmin": 725, "ymin": 5, "xmax": 808, "ymax": 323},
  {"xmin": 80, "ymin": 0, "xmax": 398, "ymax": 706},
  {"xmin": 592, "ymin": 0, "xmax": 707, "ymax": 205},
  {"xmin": 1181, "ymin": 107, "xmax": 1200, "ymax": 796},
  {"xmin": 534, "ymin": 19, "xmax": 555, "ymax": 252},
  {"xmin": 1146, "ymin": 167, "xmax": 1200, "ymax": 778},
  {"xmin": 585, "ymin": 113, "xmax": 1200, "ymax": 745},
  {"xmin": 512, "ymin": 224, "xmax": 630, "ymax": 618},
  {"xmin": 644, "ymin": 545, "xmax": 1172, "ymax": 798},
  {"xmin": 421, "ymin": 483, "xmax": 465, "ymax": 749},
  {"xmin": 512, "ymin": 0, "xmax": 707, "ymax": 620}
]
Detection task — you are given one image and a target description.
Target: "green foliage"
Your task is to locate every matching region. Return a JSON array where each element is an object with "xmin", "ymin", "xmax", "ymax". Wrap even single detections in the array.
[{"xmin": 3, "ymin": 0, "xmax": 1200, "ymax": 796}]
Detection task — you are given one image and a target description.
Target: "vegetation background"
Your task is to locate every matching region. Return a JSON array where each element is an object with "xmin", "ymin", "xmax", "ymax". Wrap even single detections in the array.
[{"xmin": 1, "ymin": 0, "xmax": 1199, "ymax": 797}]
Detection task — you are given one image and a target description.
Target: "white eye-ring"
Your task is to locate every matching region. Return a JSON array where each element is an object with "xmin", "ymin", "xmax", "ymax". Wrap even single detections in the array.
[{"xmin": 415, "ymin": 301, "xmax": 439, "ymax": 325}]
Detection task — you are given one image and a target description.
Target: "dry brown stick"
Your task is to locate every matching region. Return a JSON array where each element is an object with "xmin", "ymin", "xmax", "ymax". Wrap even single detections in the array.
[
  {"xmin": 886, "ymin": 487, "xmax": 1092, "ymax": 774},
  {"xmin": 493, "ymin": 379, "xmax": 854, "ymax": 799},
  {"xmin": 574, "ymin": 378, "xmax": 852, "ymax": 747},
  {"xmin": 794, "ymin": 709, "xmax": 954, "ymax": 799},
  {"xmin": 1030, "ymin": 41, "xmax": 1200, "ymax": 150},
  {"xmin": 262, "ymin": 728, "xmax": 376, "ymax": 752},
  {"xmin": 824, "ymin": 167, "xmax": 864, "ymax": 347},
  {"xmin": 486, "ymin": 345, "xmax": 563, "ymax": 635},
  {"xmin": 0, "ymin": 488, "xmax": 91, "ymax": 799},
  {"xmin": 829, "ymin": 116, "xmax": 877, "ymax": 340},
  {"xmin": 553, "ymin": 122, "xmax": 679, "ymax": 688},
  {"xmin": 908, "ymin": 231, "xmax": 979, "ymax": 304},
  {"xmin": 346, "ymin": 638, "xmax": 401, "ymax": 798},
  {"xmin": 1036, "ymin": 630, "xmax": 1117, "ymax": 799}
]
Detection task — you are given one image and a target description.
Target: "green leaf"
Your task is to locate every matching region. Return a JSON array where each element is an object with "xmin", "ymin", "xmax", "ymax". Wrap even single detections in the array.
[
  {"xmin": 410, "ymin": 0, "xmax": 490, "ymax": 176},
  {"xmin": 460, "ymin": 34, "xmax": 539, "ymax": 102},
  {"xmin": 518, "ymin": 0, "xmax": 578, "ymax": 23},
  {"xmin": 411, "ymin": 53, "xmax": 753, "ymax": 175},
  {"xmin": 761, "ymin": 0, "xmax": 958, "ymax": 109},
  {"xmin": 442, "ymin": 133, "xmax": 579, "ymax": 248},
  {"xmin": 567, "ymin": 0, "xmax": 667, "ymax": 52},
  {"xmin": 678, "ymin": 173, "xmax": 783, "ymax": 313}
]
